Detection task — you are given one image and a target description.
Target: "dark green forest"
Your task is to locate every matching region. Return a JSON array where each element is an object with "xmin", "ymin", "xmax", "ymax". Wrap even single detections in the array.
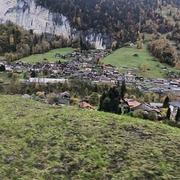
[{"xmin": 35, "ymin": 0, "xmax": 177, "ymax": 43}]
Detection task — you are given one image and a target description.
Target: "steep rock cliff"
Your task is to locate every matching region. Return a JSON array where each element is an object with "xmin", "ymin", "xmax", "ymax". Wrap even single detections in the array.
[{"xmin": 0, "ymin": 0, "xmax": 110, "ymax": 48}]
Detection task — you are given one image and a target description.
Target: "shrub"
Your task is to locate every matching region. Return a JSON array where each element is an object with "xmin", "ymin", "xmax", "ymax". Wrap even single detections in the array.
[
  {"xmin": 70, "ymin": 97, "xmax": 79, "ymax": 105},
  {"xmin": 133, "ymin": 109, "xmax": 145, "ymax": 119},
  {"xmin": 89, "ymin": 92, "xmax": 99, "ymax": 106},
  {"xmin": 53, "ymin": 96, "xmax": 59, "ymax": 105},
  {"xmin": 148, "ymin": 111, "xmax": 157, "ymax": 121},
  {"xmin": 156, "ymin": 63, "xmax": 161, "ymax": 68}
]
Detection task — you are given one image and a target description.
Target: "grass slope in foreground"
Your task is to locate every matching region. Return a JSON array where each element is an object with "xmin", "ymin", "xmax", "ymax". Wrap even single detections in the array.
[{"xmin": 0, "ymin": 95, "xmax": 180, "ymax": 180}]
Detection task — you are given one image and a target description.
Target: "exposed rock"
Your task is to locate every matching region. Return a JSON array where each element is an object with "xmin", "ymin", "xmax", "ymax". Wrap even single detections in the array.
[
  {"xmin": 0, "ymin": 0, "xmax": 70, "ymax": 37},
  {"xmin": 4, "ymin": 155, "xmax": 17, "ymax": 163},
  {"xmin": 0, "ymin": 0, "xmax": 114, "ymax": 48},
  {"xmin": 69, "ymin": 117, "xmax": 77, "ymax": 122}
]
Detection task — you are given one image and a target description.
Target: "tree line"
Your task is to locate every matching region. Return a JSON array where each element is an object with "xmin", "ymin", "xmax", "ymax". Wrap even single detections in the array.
[{"xmin": 147, "ymin": 37, "xmax": 178, "ymax": 67}]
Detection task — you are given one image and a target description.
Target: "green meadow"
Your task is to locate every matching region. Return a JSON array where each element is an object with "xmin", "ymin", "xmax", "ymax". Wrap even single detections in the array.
[
  {"xmin": 19, "ymin": 48, "xmax": 74, "ymax": 64},
  {"xmin": 103, "ymin": 45, "xmax": 178, "ymax": 78},
  {"xmin": 0, "ymin": 95, "xmax": 180, "ymax": 179}
]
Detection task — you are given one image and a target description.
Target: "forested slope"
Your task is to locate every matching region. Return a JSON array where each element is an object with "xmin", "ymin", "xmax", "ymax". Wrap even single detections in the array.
[{"xmin": 35, "ymin": 0, "xmax": 176, "ymax": 43}]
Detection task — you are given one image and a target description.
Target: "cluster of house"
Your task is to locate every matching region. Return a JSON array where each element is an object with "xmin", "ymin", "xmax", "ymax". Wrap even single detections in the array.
[
  {"xmin": 123, "ymin": 98, "xmax": 180, "ymax": 120},
  {"xmin": 20, "ymin": 91, "xmax": 180, "ymax": 120},
  {"xmin": 1, "ymin": 50, "xmax": 180, "ymax": 96},
  {"xmin": 123, "ymin": 98, "xmax": 161, "ymax": 116},
  {"xmin": 21, "ymin": 91, "xmax": 95, "ymax": 110}
]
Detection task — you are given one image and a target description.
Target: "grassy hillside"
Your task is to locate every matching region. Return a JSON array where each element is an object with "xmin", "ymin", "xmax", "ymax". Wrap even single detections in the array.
[
  {"xmin": 0, "ymin": 95, "xmax": 180, "ymax": 179},
  {"xmin": 19, "ymin": 48, "xmax": 74, "ymax": 64},
  {"xmin": 103, "ymin": 45, "xmax": 178, "ymax": 78}
]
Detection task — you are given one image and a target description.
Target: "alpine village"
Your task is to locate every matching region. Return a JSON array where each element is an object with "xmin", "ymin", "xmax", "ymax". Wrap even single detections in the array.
[{"xmin": 0, "ymin": 0, "xmax": 180, "ymax": 179}]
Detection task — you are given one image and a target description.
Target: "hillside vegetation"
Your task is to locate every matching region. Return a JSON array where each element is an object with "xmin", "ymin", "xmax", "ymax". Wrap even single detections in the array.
[
  {"xmin": 0, "ymin": 95, "xmax": 180, "ymax": 179},
  {"xmin": 35, "ymin": 0, "xmax": 178, "ymax": 43},
  {"xmin": 0, "ymin": 22, "xmax": 87, "ymax": 61}
]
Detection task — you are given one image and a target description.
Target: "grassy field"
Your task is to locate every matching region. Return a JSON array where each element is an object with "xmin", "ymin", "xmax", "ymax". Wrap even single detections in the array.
[
  {"xmin": 19, "ymin": 48, "xmax": 74, "ymax": 64},
  {"xmin": 0, "ymin": 95, "xmax": 180, "ymax": 179},
  {"xmin": 103, "ymin": 45, "xmax": 178, "ymax": 78}
]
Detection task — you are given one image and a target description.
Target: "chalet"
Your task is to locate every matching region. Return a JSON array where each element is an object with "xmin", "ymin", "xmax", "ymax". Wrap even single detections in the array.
[
  {"xmin": 59, "ymin": 91, "xmax": 70, "ymax": 98},
  {"xmin": 149, "ymin": 103, "xmax": 163, "ymax": 108},
  {"xmin": 117, "ymin": 75, "xmax": 123, "ymax": 82},
  {"xmin": 50, "ymin": 73, "xmax": 58, "ymax": 78},
  {"xmin": 124, "ymin": 99, "xmax": 141, "ymax": 109},
  {"xmin": 153, "ymin": 78, "xmax": 166, "ymax": 84},
  {"xmin": 79, "ymin": 101, "xmax": 95, "ymax": 110},
  {"xmin": 82, "ymin": 62, "xmax": 88, "ymax": 68},
  {"xmin": 169, "ymin": 101, "xmax": 180, "ymax": 120},
  {"xmin": 49, "ymin": 62, "xmax": 55, "ymax": 67},
  {"xmin": 124, "ymin": 73, "xmax": 136, "ymax": 82},
  {"xmin": 169, "ymin": 80, "xmax": 180, "ymax": 87},
  {"xmin": 55, "ymin": 53, "xmax": 61, "ymax": 58},
  {"xmin": 5, "ymin": 66, "xmax": 13, "ymax": 72},
  {"xmin": 58, "ymin": 92, "xmax": 70, "ymax": 104},
  {"xmin": 133, "ymin": 103, "xmax": 156, "ymax": 113}
]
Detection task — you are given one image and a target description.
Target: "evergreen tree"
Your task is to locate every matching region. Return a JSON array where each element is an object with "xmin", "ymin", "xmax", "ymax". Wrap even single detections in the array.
[
  {"xmin": 166, "ymin": 108, "xmax": 171, "ymax": 120},
  {"xmin": 120, "ymin": 80, "xmax": 126, "ymax": 100},
  {"xmin": 99, "ymin": 86, "xmax": 120, "ymax": 114},
  {"xmin": 31, "ymin": 71, "xmax": 37, "ymax": 78},
  {"xmin": 89, "ymin": 92, "xmax": 99, "ymax": 106},
  {"xmin": 111, "ymin": 98, "xmax": 120, "ymax": 114},
  {"xmin": 163, "ymin": 96, "xmax": 170, "ymax": 108},
  {"xmin": 101, "ymin": 97, "xmax": 111, "ymax": 112},
  {"xmin": 99, "ymin": 92, "xmax": 106, "ymax": 111},
  {"xmin": 175, "ymin": 108, "xmax": 180, "ymax": 122},
  {"xmin": 94, "ymin": 84, "xmax": 98, "ymax": 92}
]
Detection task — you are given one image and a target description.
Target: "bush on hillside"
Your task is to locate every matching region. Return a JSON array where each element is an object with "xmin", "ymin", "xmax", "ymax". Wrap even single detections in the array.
[
  {"xmin": 148, "ymin": 111, "xmax": 157, "ymax": 121},
  {"xmin": 133, "ymin": 109, "xmax": 146, "ymax": 119}
]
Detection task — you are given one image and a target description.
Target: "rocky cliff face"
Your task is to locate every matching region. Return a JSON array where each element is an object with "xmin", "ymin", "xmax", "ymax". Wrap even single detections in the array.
[
  {"xmin": 0, "ymin": 0, "xmax": 71, "ymax": 37},
  {"xmin": 0, "ymin": 0, "xmax": 111, "ymax": 49}
]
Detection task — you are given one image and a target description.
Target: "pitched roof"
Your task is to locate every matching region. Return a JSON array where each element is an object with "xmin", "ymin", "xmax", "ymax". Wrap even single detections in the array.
[
  {"xmin": 169, "ymin": 101, "xmax": 180, "ymax": 108},
  {"xmin": 79, "ymin": 101, "xmax": 95, "ymax": 110},
  {"xmin": 133, "ymin": 103, "xmax": 154, "ymax": 112},
  {"xmin": 128, "ymin": 101, "xmax": 141, "ymax": 108},
  {"xmin": 124, "ymin": 99, "xmax": 141, "ymax": 108}
]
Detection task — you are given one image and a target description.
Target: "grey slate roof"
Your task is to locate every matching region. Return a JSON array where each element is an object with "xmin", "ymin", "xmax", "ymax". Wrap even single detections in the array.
[{"xmin": 169, "ymin": 101, "xmax": 180, "ymax": 108}]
